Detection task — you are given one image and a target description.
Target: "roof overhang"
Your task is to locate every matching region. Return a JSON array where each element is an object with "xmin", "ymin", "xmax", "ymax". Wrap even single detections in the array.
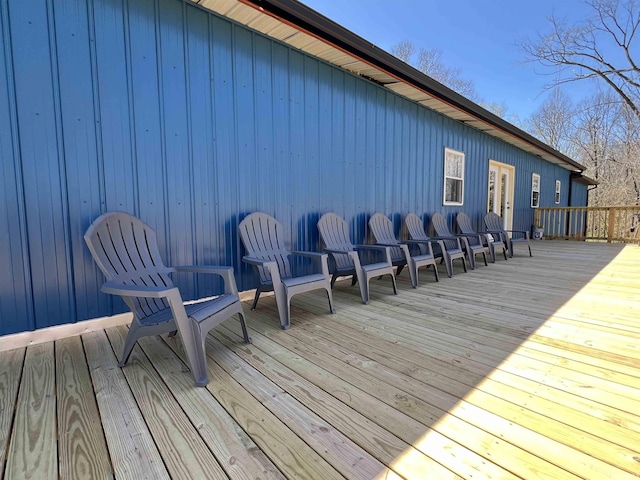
[
  {"xmin": 571, "ymin": 172, "xmax": 598, "ymax": 186},
  {"xmin": 195, "ymin": 0, "xmax": 586, "ymax": 172}
]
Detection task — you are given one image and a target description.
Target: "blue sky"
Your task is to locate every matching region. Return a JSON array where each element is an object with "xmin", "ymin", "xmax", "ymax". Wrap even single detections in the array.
[{"xmin": 299, "ymin": 0, "xmax": 597, "ymax": 121}]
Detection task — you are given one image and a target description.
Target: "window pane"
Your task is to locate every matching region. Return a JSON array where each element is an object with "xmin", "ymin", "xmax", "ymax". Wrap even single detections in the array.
[
  {"xmin": 446, "ymin": 178, "xmax": 462, "ymax": 203},
  {"xmin": 445, "ymin": 156, "xmax": 462, "ymax": 177},
  {"xmin": 532, "ymin": 191, "xmax": 540, "ymax": 207}
]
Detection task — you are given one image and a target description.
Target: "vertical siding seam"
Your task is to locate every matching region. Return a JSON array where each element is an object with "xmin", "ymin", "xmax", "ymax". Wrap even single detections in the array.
[
  {"xmin": 206, "ymin": 14, "xmax": 218, "ymax": 263},
  {"xmin": 122, "ymin": 0, "xmax": 140, "ymax": 216},
  {"xmin": 231, "ymin": 23, "xmax": 242, "ymax": 271},
  {"xmin": 47, "ymin": 0, "xmax": 77, "ymax": 324},
  {"xmin": 182, "ymin": 2, "xmax": 197, "ymax": 280},
  {"xmin": 86, "ymin": 0, "xmax": 107, "ymax": 215},
  {"xmin": 0, "ymin": 0, "xmax": 35, "ymax": 330},
  {"xmin": 154, "ymin": 0, "xmax": 170, "ymax": 263}
]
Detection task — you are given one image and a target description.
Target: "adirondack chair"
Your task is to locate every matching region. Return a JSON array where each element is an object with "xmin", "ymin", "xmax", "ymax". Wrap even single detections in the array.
[
  {"xmin": 317, "ymin": 213, "xmax": 397, "ymax": 304},
  {"xmin": 457, "ymin": 212, "xmax": 507, "ymax": 263},
  {"xmin": 84, "ymin": 212, "xmax": 250, "ymax": 387},
  {"xmin": 432, "ymin": 213, "xmax": 488, "ymax": 270},
  {"xmin": 238, "ymin": 212, "xmax": 334, "ymax": 329},
  {"xmin": 405, "ymin": 212, "xmax": 466, "ymax": 278},
  {"xmin": 484, "ymin": 212, "xmax": 532, "ymax": 257},
  {"xmin": 368, "ymin": 213, "xmax": 439, "ymax": 288}
]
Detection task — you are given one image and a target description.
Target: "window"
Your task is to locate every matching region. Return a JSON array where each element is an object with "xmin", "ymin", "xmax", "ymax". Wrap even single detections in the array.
[
  {"xmin": 531, "ymin": 173, "xmax": 540, "ymax": 208},
  {"xmin": 443, "ymin": 148, "xmax": 465, "ymax": 205},
  {"xmin": 555, "ymin": 180, "xmax": 561, "ymax": 204}
]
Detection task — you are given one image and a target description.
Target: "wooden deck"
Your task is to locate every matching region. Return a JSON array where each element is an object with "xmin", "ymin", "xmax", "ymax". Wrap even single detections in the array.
[{"xmin": 1, "ymin": 241, "xmax": 639, "ymax": 479}]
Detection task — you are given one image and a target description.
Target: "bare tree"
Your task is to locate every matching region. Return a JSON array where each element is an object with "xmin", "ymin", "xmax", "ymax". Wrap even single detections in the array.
[
  {"xmin": 391, "ymin": 41, "xmax": 480, "ymax": 100},
  {"xmin": 521, "ymin": 0, "xmax": 640, "ymax": 122},
  {"xmin": 526, "ymin": 89, "xmax": 577, "ymax": 156}
]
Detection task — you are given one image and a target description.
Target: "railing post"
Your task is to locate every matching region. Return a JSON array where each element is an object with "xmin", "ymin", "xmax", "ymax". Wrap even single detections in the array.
[{"xmin": 607, "ymin": 208, "xmax": 615, "ymax": 242}]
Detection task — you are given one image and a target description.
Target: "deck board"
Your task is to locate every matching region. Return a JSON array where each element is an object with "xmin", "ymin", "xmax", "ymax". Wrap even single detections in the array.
[{"xmin": 0, "ymin": 241, "xmax": 639, "ymax": 479}]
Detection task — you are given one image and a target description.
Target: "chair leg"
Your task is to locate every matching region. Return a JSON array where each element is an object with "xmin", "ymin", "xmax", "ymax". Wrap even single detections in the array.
[
  {"xmin": 468, "ymin": 251, "xmax": 476, "ymax": 270},
  {"xmin": 460, "ymin": 256, "xmax": 468, "ymax": 273},
  {"xmin": 488, "ymin": 244, "xmax": 496, "ymax": 263},
  {"xmin": 251, "ymin": 286, "xmax": 262, "ymax": 310},
  {"xmin": 396, "ymin": 264, "xmax": 404, "ymax": 277},
  {"xmin": 330, "ymin": 273, "xmax": 339, "ymax": 288},
  {"xmin": 444, "ymin": 253, "xmax": 453, "ymax": 278},
  {"xmin": 325, "ymin": 286, "xmax": 335, "ymax": 314},
  {"xmin": 528, "ymin": 243, "xmax": 532, "ymax": 257},
  {"xmin": 351, "ymin": 275, "xmax": 358, "ymax": 286},
  {"xmin": 482, "ymin": 252, "xmax": 488, "ymax": 266},
  {"xmin": 238, "ymin": 311, "xmax": 252, "ymax": 344},
  {"xmin": 390, "ymin": 273, "xmax": 398, "ymax": 294},
  {"xmin": 432, "ymin": 263, "xmax": 439, "ymax": 282}
]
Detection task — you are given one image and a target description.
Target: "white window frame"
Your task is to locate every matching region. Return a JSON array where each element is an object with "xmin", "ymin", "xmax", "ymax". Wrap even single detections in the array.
[
  {"xmin": 555, "ymin": 180, "xmax": 561, "ymax": 204},
  {"xmin": 443, "ymin": 148, "xmax": 465, "ymax": 206},
  {"xmin": 531, "ymin": 173, "xmax": 541, "ymax": 208}
]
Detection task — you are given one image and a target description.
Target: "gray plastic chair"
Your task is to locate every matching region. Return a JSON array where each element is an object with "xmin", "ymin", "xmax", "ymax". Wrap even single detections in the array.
[
  {"xmin": 238, "ymin": 212, "xmax": 334, "ymax": 329},
  {"xmin": 369, "ymin": 213, "xmax": 439, "ymax": 288},
  {"xmin": 84, "ymin": 212, "xmax": 250, "ymax": 387},
  {"xmin": 484, "ymin": 212, "xmax": 532, "ymax": 257},
  {"xmin": 432, "ymin": 213, "xmax": 487, "ymax": 270},
  {"xmin": 457, "ymin": 212, "xmax": 507, "ymax": 263},
  {"xmin": 318, "ymin": 213, "xmax": 397, "ymax": 304},
  {"xmin": 406, "ymin": 212, "xmax": 466, "ymax": 278}
]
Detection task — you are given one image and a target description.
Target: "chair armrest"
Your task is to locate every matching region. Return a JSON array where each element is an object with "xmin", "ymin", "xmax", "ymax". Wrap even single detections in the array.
[
  {"xmin": 174, "ymin": 265, "xmax": 239, "ymax": 295},
  {"xmin": 292, "ymin": 251, "xmax": 330, "ymax": 276},
  {"xmin": 401, "ymin": 239, "xmax": 436, "ymax": 256},
  {"xmin": 373, "ymin": 241, "xmax": 400, "ymax": 248},
  {"xmin": 101, "ymin": 281, "xmax": 178, "ymax": 299},
  {"xmin": 292, "ymin": 250, "xmax": 325, "ymax": 259},
  {"xmin": 323, "ymin": 247, "xmax": 353, "ymax": 255},
  {"xmin": 354, "ymin": 244, "xmax": 393, "ymax": 265},
  {"xmin": 504, "ymin": 229, "xmax": 530, "ymax": 237}
]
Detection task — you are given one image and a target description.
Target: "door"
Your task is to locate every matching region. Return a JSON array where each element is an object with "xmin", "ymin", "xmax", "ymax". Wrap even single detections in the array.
[{"xmin": 488, "ymin": 160, "xmax": 514, "ymax": 230}]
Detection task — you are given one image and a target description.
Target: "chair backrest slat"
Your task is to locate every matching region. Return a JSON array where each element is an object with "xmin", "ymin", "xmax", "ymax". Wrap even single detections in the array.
[
  {"xmin": 404, "ymin": 213, "xmax": 429, "ymax": 255},
  {"xmin": 238, "ymin": 213, "xmax": 292, "ymax": 282},
  {"xmin": 318, "ymin": 213, "xmax": 355, "ymax": 271},
  {"xmin": 368, "ymin": 213, "xmax": 404, "ymax": 262},
  {"xmin": 431, "ymin": 213, "xmax": 458, "ymax": 251}
]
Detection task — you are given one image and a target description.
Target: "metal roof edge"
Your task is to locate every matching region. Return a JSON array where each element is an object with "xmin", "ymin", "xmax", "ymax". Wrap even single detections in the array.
[{"xmin": 241, "ymin": 0, "xmax": 586, "ymax": 172}]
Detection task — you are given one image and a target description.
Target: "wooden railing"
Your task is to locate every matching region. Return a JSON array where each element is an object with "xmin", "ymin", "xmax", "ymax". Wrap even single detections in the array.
[{"xmin": 534, "ymin": 206, "xmax": 640, "ymax": 243}]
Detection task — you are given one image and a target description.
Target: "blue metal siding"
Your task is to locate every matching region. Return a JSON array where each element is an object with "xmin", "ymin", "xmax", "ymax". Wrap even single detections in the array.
[{"xmin": 0, "ymin": 0, "xmax": 588, "ymax": 334}]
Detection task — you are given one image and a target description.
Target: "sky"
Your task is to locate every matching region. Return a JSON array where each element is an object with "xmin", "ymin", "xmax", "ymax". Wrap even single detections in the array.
[{"xmin": 298, "ymin": 0, "xmax": 598, "ymax": 122}]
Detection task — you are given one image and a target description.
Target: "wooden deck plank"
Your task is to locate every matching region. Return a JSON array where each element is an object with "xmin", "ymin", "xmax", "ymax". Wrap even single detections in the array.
[
  {"xmin": 105, "ymin": 326, "xmax": 230, "ymax": 480},
  {"xmin": 203, "ymin": 332, "xmax": 394, "ymax": 480},
  {"xmin": 82, "ymin": 330, "xmax": 169, "ymax": 479},
  {"xmin": 135, "ymin": 334, "xmax": 286, "ymax": 480},
  {"xmin": 234, "ymin": 310, "xmax": 587, "ymax": 480},
  {"xmin": 55, "ymin": 336, "xmax": 113, "ymax": 480},
  {"xmin": 211, "ymin": 326, "xmax": 463, "ymax": 479},
  {"xmin": 5, "ymin": 343, "xmax": 57, "ymax": 479},
  {"xmin": 225, "ymin": 315, "xmax": 552, "ymax": 479},
  {"xmin": 0, "ymin": 348, "xmax": 25, "ymax": 475},
  {"xmin": 163, "ymin": 334, "xmax": 347, "ymax": 480}
]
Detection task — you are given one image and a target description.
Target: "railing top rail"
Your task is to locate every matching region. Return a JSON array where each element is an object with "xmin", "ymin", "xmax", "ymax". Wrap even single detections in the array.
[{"xmin": 536, "ymin": 206, "xmax": 640, "ymax": 211}]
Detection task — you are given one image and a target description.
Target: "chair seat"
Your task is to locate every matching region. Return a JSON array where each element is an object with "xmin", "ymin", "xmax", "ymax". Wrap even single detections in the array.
[
  {"xmin": 412, "ymin": 254, "xmax": 436, "ymax": 263},
  {"xmin": 186, "ymin": 294, "xmax": 239, "ymax": 323},
  {"xmin": 282, "ymin": 273, "xmax": 327, "ymax": 288},
  {"xmin": 511, "ymin": 237, "xmax": 530, "ymax": 243},
  {"xmin": 139, "ymin": 293, "xmax": 238, "ymax": 326},
  {"xmin": 361, "ymin": 261, "xmax": 393, "ymax": 274}
]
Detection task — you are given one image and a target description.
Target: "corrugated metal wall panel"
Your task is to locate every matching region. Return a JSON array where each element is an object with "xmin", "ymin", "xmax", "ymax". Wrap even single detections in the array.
[
  {"xmin": 0, "ymin": 0, "xmax": 587, "ymax": 334},
  {"xmin": 0, "ymin": 0, "xmax": 33, "ymax": 334}
]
